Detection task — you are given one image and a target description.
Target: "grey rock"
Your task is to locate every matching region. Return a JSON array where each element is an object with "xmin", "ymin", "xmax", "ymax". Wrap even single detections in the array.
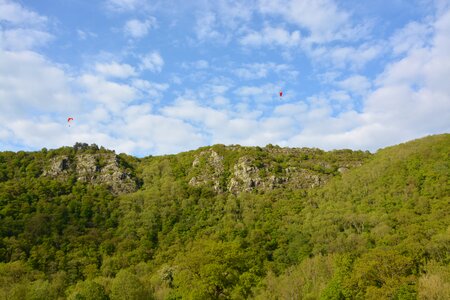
[
  {"xmin": 188, "ymin": 149, "xmax": 224, "ymax": 193},
  {"xmin": 338, "ymin": 167, "xmax": 349, "ymax": 173},
  {"xmin": 227, "ymin": 156, "xmax": 261, "ymax": 193},
  {"xmin": 42, "ymin": 153, "xmax": 137, "ymax": 195},
  {"xmin": 43, "ymin": 156, "xmax": 71, "ymax": 177}
]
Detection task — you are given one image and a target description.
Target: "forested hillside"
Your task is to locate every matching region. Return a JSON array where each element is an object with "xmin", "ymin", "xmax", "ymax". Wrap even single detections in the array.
[{"xmin": 0, "ymin": 135, "xmax": 449, "ymax": 299}]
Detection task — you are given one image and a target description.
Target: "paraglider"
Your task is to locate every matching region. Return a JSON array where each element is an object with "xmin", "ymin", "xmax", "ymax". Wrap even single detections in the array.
[
  {"xmin": 67, "ymin": 117, "xmax": 74, "ymax": 127},
  {"xmin": 279, "ymin": 90, "xmax": 283, "ymax": 97}
]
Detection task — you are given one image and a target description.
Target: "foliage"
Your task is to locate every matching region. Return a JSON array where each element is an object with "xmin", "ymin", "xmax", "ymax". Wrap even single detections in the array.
[
  {"xmin": 0, "ymin": 135, "xmax": 449, "ymax": 299},
  {"xmin": 67, "ymin": 279, "xmax": 108, "ymax": 300}
]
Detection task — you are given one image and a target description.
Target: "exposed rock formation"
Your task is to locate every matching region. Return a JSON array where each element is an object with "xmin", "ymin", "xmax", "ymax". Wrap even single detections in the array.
[
  {"xmin": 43, "ymin": 153, "xmax": 137, "ymax": 195},
  {"xmin": 227, "ymin": 156, "xmax": 262, "ymax": 193},
  {"xmin": 43, "ymin": 156, "xmax": 71, "ymax": 177},
  {"xmin": 42, "ymin": 144, "xmax": 368, "ymax": 196},
  {"xmin": 183, "ymin": 143, "xmax": 374, "ymax": 194},
  {"xmin": 188, "ymin": 148, "xmax": 341, "ymax": 194},
  {"xmin": 189, "ymin": 149, "xmax": 224, "ymax": 193}
]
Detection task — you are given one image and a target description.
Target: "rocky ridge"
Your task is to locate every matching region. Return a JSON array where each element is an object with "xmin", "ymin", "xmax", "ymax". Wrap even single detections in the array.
[
  {"xmin": 39, "ymin": 144, "xmax": 369, "ymax": 195},
  {"xmin": 187, "ymin": 146, "xmax": 368, "ymax": 194},
  {"xmin": 43, "ymin": 153, "xmax": 137, "ymax": 195}
]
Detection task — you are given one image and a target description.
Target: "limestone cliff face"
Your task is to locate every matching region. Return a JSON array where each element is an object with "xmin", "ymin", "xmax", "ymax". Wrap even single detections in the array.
[
  {"xmin": 42, "ymin": 144, "xmax": 368, "ymax": 195},
  {"xmin": 187, "ymin": 146, "xmax": 368, "ymax": 194},
  {"xmin": 44, "ymin": 155, "xmax": 71, "ymax": 176},
  {"xmin": 225, "ymin": 156, "xmax": 327, "ymax": 193},
  {"xmin": 188, "ymin": 149, "xmax": 224, "ymax": 193},
  {"xmin": 43, "ymin": 153, "xmax": 137, "ymax": 195},
  {"xmin": 227, "ymin": 156, "xmax": 261, "ymax": 193}
]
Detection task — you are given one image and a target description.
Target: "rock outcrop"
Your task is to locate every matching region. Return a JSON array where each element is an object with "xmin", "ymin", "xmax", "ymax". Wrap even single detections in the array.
[
  {"xmin": 189, "ymin": 149, "xmax": 224, "ymax": 193},
  {"xmin": 43, "ymin": 156, "xmax": 71, "ymax": 177},
  {"xmin": 42, "ymin": 144, "xmax": 368, "ymax": 196},
  {"xmin": 227, "ymin": 156, "xmax": 263, "ymax": 193},
  {"xmin": 43, "ymin": 153, "xmax": 137, "ymax": 195},
  {"xmin": 186, "ymin": 145, "xmax": 369, "ymax": 194}
]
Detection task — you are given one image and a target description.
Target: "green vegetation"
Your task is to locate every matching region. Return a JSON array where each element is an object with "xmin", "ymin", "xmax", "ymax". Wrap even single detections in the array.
[{"xmin": 0, "ymin": 135, "xmax": 449, "ymax": 299}]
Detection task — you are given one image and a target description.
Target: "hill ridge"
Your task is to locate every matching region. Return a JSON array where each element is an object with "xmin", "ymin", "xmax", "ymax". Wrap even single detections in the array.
[{"xmin": 0, "ymin": 134, "xmax": 448, "ymax": 299}]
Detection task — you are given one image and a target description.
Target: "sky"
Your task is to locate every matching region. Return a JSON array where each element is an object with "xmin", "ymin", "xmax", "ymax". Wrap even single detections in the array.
[{"xmin": 1, "ymin": 0, "xmax": 449, "ymax": 156}]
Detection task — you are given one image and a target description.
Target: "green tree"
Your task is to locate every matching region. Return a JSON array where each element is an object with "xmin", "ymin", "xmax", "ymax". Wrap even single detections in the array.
[
  {"xmin": 26, "ymin": 280, "xmax": 54, "ymax": 300},
  {"xmin": 110, "ymin": 270, "xmax": 149, "ymax": 300},
  {"xmin": 344, "ymin": 249, "xmax": 415, "ymax": 299},
  {"xmin": 67, "ymin": 280, "xmax": 107, "ymax": 300},
  {"xmin": 173, "ymin": 240, "xmax": 256, "ymax": 299}
]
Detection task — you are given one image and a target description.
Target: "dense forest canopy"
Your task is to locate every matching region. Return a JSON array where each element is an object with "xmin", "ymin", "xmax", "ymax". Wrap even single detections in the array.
[{"xmin": 0, "ymin": 135, "xmax": 449, "ymax": 299}]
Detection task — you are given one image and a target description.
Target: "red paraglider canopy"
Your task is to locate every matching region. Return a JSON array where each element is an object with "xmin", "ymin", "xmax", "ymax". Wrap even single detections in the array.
[
  {"xmin": 279, "ymin": 91, "xmax": 283, "ymax": 97},
  {"xmin": 67, "ymin": 117, "xmax": 74, "ymax": 122}
]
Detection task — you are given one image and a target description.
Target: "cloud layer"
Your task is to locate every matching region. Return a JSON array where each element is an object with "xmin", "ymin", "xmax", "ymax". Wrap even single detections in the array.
[{"xmin": 0, "ymin": 0, "xmax": 449, "ymax": 156}]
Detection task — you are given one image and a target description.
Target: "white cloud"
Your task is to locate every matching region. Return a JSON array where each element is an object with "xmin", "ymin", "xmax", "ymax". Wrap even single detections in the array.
[
  {"xmin": 329, "ymin": 90, "xmax": 351, "ymax": 102},
  {"xmin": 105, "ymin": 0, "xmax": 147, "ymax": 12},
  {"xmin": 234, "ymin": 83, "xmax": 284, "ymax": 103},
  {"xmin": 258, "ymin": 0, "xmax": 352, "ymax": 43},
  {"xmin": 0, "ymin": 1, "xmax": 52, "ymax": 51},
  {"xmin": 274, "ymin": 102, "xmax": 308, "ymax": 116},
  {"xmin": 77, "ymin": 29, "xmax": 97, "ymax": 40},
  {"xmin": 117, "ymin": 110, "xmax": 206, "ymax": 155},
  {"xmin": 0, "ymin": 28, "xmax": 53, "ymax": 50},
  {"xmin": 0, "ymin": 0, "xmax": 47, "ymax": 26},
  {"xmin": 235, "ymin": 64, "xmax": 270, "ymax": 80},
  {"xmin": 89, "ymin": 105, "xmax": 112, "ymax": 123},
  {"xmin": 82, "ymin": 2, "xmax": 450, "ymax": 155},
  {"xmin": 0, "ymin": 50, "xmax": 78, "ymax": 118},
  {"xmin": 234, "ymin": 86, "xmax": 265, "ymax": 97},
  {"xmin": 0, "ymin": 48, "xmax": 186, "ymax": 155},
  {"xmin": 364, "ymin": 9, "xmax": 450, "ymax": 135},
  {"xmin": 287, "ymin": 9, "xmax": 450, "ymax": 151},
  {"xmin": 131, "ymin": 79, "xmax": 169, "ymax": 99},
  {"xmin": 213, "ymin": 96, "xmax": 230, "ymax": 106},
  {"xmin": 376, "ymin": 49, "xmax": 427, "ymax": 88},
  {"xmin": 336, "ymin": 75, "xmax": 371, "ymax": 96},
  {"xmin": 78, "ymin": 74, "xmax": 137, "ymax": 111},
  {"xmin": 390, "ymin": 21, "xmax": 432, "ymax": 56},
  {"xmin": 160, "ymin": 100, "xmax": 257, "ymax": 145},
  {"xmin": 124, "ymin": 18, "xmax": 156, "ymax": 38},
  {"xmin": 162, "ymin": 99, "xmax": 229, "ymax": 128},
  {"xmin": 171, "ymin": 78, "xmax": 234, "ymax": 109},
  {"xmin": 7, "ymin": 119, "xmax": 64, "ymax": 147},
  {"xmin": 234, "ymin": 62, "xmax": 298, "ymax": 80},
  {"xmin": 205, "ymin": 83, "xmax": 230, "ymax": 95},
  {"xmin": 215, "ymin": 0, "xmax": 255, "ymax": 29},
  {"xmin": 182, "ymin": 60, "xmax": 210, "ymax": 69},
  {"xmin": 434, "ymin": 0, "xmax": 450, "ymax": 16},
  {"xmin": 245, "ymin": 7, "xmax": 450, "ymax": 152},
  {"xmin": 160, "ymin": 98, "xmax": 302, "ymax": 147},
  {"xmin": 95, "ymin": 62, "xmax": 137, "ymax": 78},
  {"xmin": 0, "ymin": 49, "xmax": 87, "ymax": 150},
  {"xmin": 240, "ymin": 25, "xmax": 301, "ymax": 47},
  {"xmin": 193, "ymin": 0, "xmax": 256, "ymax": 42},
  {"xmin": 1, "ymin": 0, "xmax": 449, "ymax": 157},
  {"xmin": 140, "ymin": 51, "xmax": 164, "ymax": 72},
  {"xmin": 311, "ymin": 42, "xmax": 384, "ymax": 70},
  {"xmin": 195, "ymin": 12, "xmax": 223, "ymax": 41},
  {"xmin": 194, "ymin": 60, "xmax": 209, "ymax": 69}
]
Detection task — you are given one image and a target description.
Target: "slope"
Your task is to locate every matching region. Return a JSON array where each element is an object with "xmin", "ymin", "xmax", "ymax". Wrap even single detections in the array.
[
  {"xmin": 0, "ymin": 135, "xmax": 448, "ymax": 299},
  {"xmin": 255, "ymin": 134, "xmax": 450, "ymax": 299}
]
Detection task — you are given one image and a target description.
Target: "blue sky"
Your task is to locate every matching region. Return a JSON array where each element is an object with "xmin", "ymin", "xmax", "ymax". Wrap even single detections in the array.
[{"xmin": 1, "ymin": 0, "xmax": 449, "ymax": 156}]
